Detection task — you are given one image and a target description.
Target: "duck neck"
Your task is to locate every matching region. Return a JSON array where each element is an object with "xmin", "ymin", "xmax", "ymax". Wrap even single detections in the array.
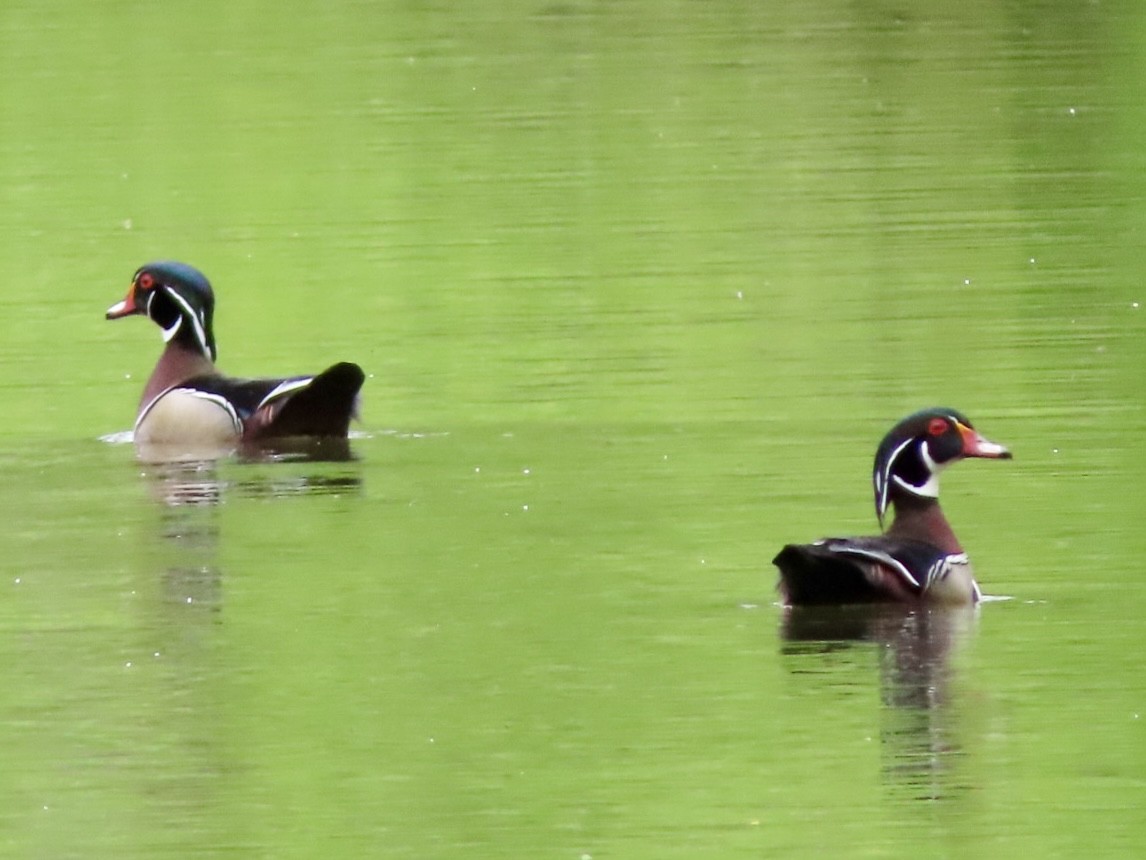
[
  {"xmin": 140, "ymin": 340, "xmax": 216, "ymax": 412},
  {"xmin": 885, "ymin": 493, "xmax": 962, "ymax": 553}
]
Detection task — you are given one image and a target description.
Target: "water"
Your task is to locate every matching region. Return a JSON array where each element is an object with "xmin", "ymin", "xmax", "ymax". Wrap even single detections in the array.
[{"xmin": 1, "ymin": 1, "xmax": 1144, "ymax": 857}]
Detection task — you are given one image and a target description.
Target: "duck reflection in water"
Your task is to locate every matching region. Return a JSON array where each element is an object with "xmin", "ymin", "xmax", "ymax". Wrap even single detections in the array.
[
  {"xmin": 141, "ymin": 440, "xmax": 363, "ymax": 614},
  {"xmin": 146, "ymin": 458, "xmax": 225, "ymax": 613},
  {"xmin": 780, "ymin": 603, "xmax": 978, "ymax": 801}
]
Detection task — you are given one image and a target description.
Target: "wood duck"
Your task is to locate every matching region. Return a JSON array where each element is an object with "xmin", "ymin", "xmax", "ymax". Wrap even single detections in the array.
[
  {"xmin": 107, "ymin": 261, "xmax": 365, "ymax": 451},
  {"xmin": 773, "ymin": 408, "xmax": 1012, "ymax": 605}
]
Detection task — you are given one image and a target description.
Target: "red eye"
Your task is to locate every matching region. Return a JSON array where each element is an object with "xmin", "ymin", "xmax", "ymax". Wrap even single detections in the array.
[
  {"xmin": 138, "ymin": 273, "xmax": 155, "ymax": 289},
  {"xmin": 928, "ymin": 418, "xmax": 948, "ymax": 436}
]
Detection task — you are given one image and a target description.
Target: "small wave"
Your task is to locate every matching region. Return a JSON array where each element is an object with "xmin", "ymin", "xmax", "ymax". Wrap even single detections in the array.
[
  {"xmin": 373, "ymin": 429, "xmax": 451, "ymax": 440},
  {"xmin": 979, "ymin": 594, "xmax": 1014, "ymax": 603}
]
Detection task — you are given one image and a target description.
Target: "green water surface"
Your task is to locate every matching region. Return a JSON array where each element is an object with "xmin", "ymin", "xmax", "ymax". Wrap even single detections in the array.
[{"xmin": 1, "ymin": 1, "xmax": 1144, "ymax": 857}]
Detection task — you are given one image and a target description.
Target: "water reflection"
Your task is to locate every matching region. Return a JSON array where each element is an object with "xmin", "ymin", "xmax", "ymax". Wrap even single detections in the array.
[
  {"xmin": 140, "ymin": 445, "xmax": 363, "ymax": 613},
  {"xmin": 143, "ymin": 459, "xmax": 224, "ymax": 614},
  {"xmin": 781, "ymin": 604, "xmax": 977, "ymax": 801}
]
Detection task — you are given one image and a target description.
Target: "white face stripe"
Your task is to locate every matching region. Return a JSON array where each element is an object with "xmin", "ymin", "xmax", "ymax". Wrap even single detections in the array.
[
  {"xmin": 893, "ymin": 470, "xmax": 939, "ymax": 499},
  {"xmin": 876, "ymin": 436, "xmax": 915, "ymax": 519},
  {"xmin": 914, "ymin": 440, "xmax": 948, "ymax": 496},
  {"xmin": 159, "ymin": 285, "xmax": 211, "ymax": 359},
  {"xmin": 160, "ymin": 317, "xmax": 182, "ymax": 342},
  {"xmin": 144, "ymin": 291, "xmax": 182, "ymax": 341}
]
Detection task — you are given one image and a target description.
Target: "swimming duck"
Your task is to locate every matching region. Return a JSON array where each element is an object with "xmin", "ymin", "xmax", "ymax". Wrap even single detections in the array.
[
  {"xmin": 773, "ymin": 408, "xmax": 1011, "ymax": 605},
  {"xmin": 107, "ymin": 261, "xmax": 364, "ymax": 451}
]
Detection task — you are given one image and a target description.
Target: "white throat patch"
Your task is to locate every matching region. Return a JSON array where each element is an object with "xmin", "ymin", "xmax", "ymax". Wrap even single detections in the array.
[
  {"xmin": 893, "ymin": 439, "xmax": 947, "ymax": 499},
  {"xmin": 156, "ymin": 285, "xmax": 211, "ymax": 360},
  {"xmin": 160, "ymin": 316, "xmax": 182, "ymax": 342},
  {"xmin": 878, "ymin": 437, "xmax": 953, "ymax": 524}
]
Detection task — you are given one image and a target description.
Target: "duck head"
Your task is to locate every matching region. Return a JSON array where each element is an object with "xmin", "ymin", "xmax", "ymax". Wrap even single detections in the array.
[
  {"xmin": 873, "ymin": 408, "xmax": 1011, "ymax": 527},
  {"xmin": 107, "ymin": 261, "xmax": 217, "ymax": 362}
]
